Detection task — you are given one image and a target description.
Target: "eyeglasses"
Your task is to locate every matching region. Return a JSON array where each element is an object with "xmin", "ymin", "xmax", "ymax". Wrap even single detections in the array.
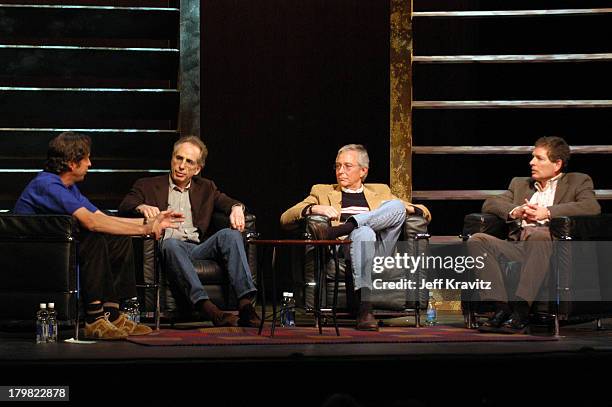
[
  {"xmin": 334, "ymin": 163, "xmax": 358, "ymax": 172},
  {"xmin": 173, "ymin": 154, "xmax": 199, "ymax": 169}
]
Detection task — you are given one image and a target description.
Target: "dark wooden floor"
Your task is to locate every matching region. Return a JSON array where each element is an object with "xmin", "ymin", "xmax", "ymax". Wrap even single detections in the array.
[{"xmin": 2, "ymin": 313, "xmax": 611, "ymax": 406}]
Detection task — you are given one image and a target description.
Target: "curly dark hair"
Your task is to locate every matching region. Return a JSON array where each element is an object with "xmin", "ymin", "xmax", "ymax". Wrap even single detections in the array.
[
  {"xmin": 44, "ymin": 132, "xmax": 92, "ymax": 174},
  {"xmin": 534, "ymin": 136, "xmax": 570, "ymax": 170}
]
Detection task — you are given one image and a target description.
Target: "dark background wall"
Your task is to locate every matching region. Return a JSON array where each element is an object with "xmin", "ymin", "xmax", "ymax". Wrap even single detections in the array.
[{"xmin": 201, "ymin": 0, "xmax": 390, "ymax": 239}]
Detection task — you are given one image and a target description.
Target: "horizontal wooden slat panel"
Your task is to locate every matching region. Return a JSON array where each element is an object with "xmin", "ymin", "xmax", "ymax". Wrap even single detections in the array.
[
  {"xmin": 413, "ymin": 1, "xmax": 612, "ymax": 12},
  {"xmin": 0, "ymin": 89, "xmax": 179, "ymax": 127},
  {"xmin": 413, "ymin": 9, "xmax": 612, "ymax": 17},
  {"xmin": 0, "ymin": 6, "xmax": 179, "ymax": 41},
  {"xmin": 0, "ymin": 1, "xmax": 176, "ymax": 6},
  {"xmin": 413, "ymin": 109, "xmax": 612, "ymax": 145},
  {"xmin": 0, "ymin": 46, "xmax": 179, "ymax": 87},
  {"xmin": 413, "ymin": 14, "xmax": 612, "ymax": 55},
  {"xmin": 0, "ymin": 171, "xmax": 166, "ymax": 210},
  {"xmin": 413, "ymin": 62, "xmax": 612, "ymax": 100},
  {"xmin": 413, "ymin": 53, "xmax": 612, "ymax": 63},
  {"xmin": 412, "ymin": 155, "xmax": 612, "ymax": 190},
  {"xmin": 0, "ymin": 129, "xmax": 178, "ymax": 169},
  {"xmin": 413, "ymin": 100, "xmax": 612, "ymax": 108},
  {"xmin": 412, "ymin": 146, "xmax": 612, "ymax": 154},
  {"xmin": 413, "ymin": 190, "xmax": 612, "ymax": 200}
]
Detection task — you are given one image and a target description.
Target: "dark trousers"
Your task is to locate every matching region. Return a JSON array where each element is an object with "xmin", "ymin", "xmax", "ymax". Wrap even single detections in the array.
[{"xmin": 78, "ymin": 230, "xmax": 137, "ymax": 305}]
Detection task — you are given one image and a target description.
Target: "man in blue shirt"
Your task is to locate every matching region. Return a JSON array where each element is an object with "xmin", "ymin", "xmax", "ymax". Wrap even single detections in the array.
[{"xmin": 15, "ymin": 132, "xmax": 183, "ymax": 340}]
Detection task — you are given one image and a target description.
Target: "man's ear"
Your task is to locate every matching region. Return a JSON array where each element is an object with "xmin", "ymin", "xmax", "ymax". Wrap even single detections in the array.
[
  {"xmin": 194, "ymin": 165, "xmax": 203, "ymax": 176},
  {"xmin": 554, "ymin": 159, "xmax": 563, "ymax": 173},
  {"xmin": 68, "ymin": 161, "xmax": 78, "ymax": 172}
]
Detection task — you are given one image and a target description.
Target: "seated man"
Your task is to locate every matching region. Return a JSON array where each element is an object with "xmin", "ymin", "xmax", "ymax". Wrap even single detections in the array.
[
  {"xmin": 472, "ymin": 136, "xmax": 601, "ymax": 334},
  {"xmin": 118, "ymin": 135, "xmax": 260, "ymax": 327},
  {"xmin": 14, "ymin": 131, "xmax": 182, "ymax": 340},
  {"xmin": 280, "ymin": 144, "xmax": 431, "ymax": 331}
]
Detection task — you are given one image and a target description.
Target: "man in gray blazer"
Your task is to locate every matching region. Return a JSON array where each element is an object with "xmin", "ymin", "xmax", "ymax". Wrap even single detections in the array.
[{"xmin": 471, "ymin": 136, "xmax": 600, "ymax": 334}]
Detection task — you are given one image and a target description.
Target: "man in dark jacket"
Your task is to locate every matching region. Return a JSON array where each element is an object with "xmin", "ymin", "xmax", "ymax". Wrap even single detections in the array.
[
  {"xmin": 119, "ymin": 136, "xmax": 259, "ymax": 327},
  {"xmin": 472, "ymin": 136, "xmax": 600, "ymax": 334}
]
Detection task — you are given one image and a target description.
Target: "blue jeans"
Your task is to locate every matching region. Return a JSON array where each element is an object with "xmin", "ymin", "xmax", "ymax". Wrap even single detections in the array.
[
  {"xmin": 160, "ymin": 228, "xmax": 256, "ymax": 305},
  {"xmin": 348, "ymin": 199, "xmax": 406, "ymax": 291}
]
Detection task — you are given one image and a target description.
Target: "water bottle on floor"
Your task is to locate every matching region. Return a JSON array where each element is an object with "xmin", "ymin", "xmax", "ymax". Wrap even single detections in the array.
[
  {"xmin": 47, "ymin": 303, "xmax": 58, "ymax": 343},
  {"xmin": 280, "ymin": 292, "xmax": 296, "ymax": 327},
  {"xmin": 35, "ymin": 303, "xmax": 48, "ymax": 344},
  {"xmin": 425, "ymin": 292, "xmax": 437, "ymax": 326},
  {"xmin": 130, "ymin": 297, "xmax": 141, "ymax": 324}
]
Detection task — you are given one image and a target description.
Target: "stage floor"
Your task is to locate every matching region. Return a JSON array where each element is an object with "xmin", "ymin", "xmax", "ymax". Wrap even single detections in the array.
[{"xmin": 2, "ymin": 312, "xmax": 611, "ymax": 406}]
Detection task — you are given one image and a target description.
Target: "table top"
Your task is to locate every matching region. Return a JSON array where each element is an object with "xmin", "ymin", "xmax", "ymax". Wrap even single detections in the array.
[{"xmin": 248, "ymin": 239, "xmax": 351, "ymax": 246}]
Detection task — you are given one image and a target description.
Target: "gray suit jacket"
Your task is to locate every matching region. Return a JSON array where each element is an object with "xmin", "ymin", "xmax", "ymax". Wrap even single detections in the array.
[{"xmin": 482, "ymin": 172, "xmax": 601, "ymax": 240}]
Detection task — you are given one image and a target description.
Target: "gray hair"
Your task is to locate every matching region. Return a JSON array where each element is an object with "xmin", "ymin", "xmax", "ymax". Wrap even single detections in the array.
[
  {"xmin": 337, "ymin": 144, "xmax": 369, "ymax": 168},
  {"xmin": 172, "ymin": 135, "xmax": 208, "ymax": 166}
]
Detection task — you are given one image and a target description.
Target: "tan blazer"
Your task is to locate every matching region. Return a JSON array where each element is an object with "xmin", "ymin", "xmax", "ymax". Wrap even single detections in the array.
[{"xmin": 280, "ymin": 183, "xmax": 431, "ymax": 229}]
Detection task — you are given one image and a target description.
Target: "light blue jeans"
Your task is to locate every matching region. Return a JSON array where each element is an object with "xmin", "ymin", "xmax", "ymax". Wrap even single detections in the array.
[
  {"xmin": 348, "ymin": 199, "xmax": 406, "ymax": 291},
  {"xmin": 160, "ymin": 228, "xmax": 256, "ymax": 305}
]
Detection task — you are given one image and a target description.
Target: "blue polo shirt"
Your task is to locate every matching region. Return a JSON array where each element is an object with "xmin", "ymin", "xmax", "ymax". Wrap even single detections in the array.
[{"xmin": 13, "ymin": 171, "xmax": 98, "ymax": 215}]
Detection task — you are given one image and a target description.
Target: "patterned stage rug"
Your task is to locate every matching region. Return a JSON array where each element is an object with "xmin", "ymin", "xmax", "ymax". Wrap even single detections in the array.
[{"xmin": 126, "ymin": 326, "xmax": 557, "ymax": 346}]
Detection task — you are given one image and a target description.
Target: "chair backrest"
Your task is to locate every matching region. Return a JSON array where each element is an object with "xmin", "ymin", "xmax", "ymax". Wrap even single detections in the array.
[{"xmin": 0, "ymin": 214, "xmax": 79, "ymax": 321}]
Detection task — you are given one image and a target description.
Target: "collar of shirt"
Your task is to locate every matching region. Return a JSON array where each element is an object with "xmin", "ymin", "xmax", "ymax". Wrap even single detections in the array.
[
  {"xmin": 341, "ymin": 186, "xmax": 364, "ymax": 193},
  {"xmin": 169, "ymin": 175, "xmax": 191, "ymax": 192},
  {"xmin": 534, "ymin": 173, "xmax": 563, "ymax": 192}
]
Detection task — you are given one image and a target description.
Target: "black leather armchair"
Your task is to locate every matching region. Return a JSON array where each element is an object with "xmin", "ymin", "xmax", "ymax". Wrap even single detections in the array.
[
  {"xmin": 0, "ymin": 214, "xmax": 79, "ymax": 336},
  {"xmin": 461, "ymin": 213, "xmax": 612, "ymax": 333},
  {"xmin": 135, "ymin": 212, "xmax": 258, "ymax": 322},
  {"xmin": 288, "ymin": 214, "xmax": 430, "ymax": 324}
]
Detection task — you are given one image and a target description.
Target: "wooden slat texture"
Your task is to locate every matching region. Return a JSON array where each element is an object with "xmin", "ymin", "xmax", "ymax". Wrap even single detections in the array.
[
  {"xmin": 0, "ymin": 6, "xmax": 179, "ymax": 41},
  {"xmin": 0, "ymin": 46, "xmax": 178, "ymax": 89},
  {"xmin": 413, "ymin": 100, "xmax": 612, "ymax": 108},
  {"xmin": 0, "ymin": 129, "xmax": 178, "ymax": 169},
  {"xmin": 413, "ymin": 146, "xmax": 612, "ymax": 154},
  {"xmin": 413, "ymin": 190, "xmax": 612, "ymax": 200},
  {"xmin": 413, "ymin": 9, "xmax": 612, "ymax": 18},
  {"xmin": 413, "ymin": 53, "xmax": 612, "ymax": 63},
  {"xmin": 0, "ymin": 88, "xmax": 179, "ymax": 128}
]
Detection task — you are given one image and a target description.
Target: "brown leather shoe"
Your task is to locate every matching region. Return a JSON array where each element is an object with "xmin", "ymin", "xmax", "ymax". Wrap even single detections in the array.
[
  {"xmin": 238, "ymin": 303, "xmax": 261, "ymax": 327},
  {"xmin": 212, "ymin": 312, "xmax": 239, "ymax": 327},
  {"xmin": 356, "ymin": 312, "xmax": 379, "ymax": 331}
]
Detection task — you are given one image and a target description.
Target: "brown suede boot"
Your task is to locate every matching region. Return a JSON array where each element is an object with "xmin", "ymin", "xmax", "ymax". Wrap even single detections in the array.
[
  {"xmin": 198, "ymin": 300, "xmax": 238, "ymax": 327},
  {"xmin": 356, "ymin": 301, "xmax": 379, "ymax": 331}
]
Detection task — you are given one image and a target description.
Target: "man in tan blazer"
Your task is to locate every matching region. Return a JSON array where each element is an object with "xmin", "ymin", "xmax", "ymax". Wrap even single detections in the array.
[
  {"xmin": 473, "ymin": 136, "xmax": 600, "ymax": 334},
  {"xmin": 281, "ymin": 144, "xmax": 430, "ymax": 330}
]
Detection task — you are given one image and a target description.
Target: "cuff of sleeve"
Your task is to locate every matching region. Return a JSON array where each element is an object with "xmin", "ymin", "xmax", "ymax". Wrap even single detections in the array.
[{"xmin": 301, "ymin": 204, "xmax": 315, "ymax": 217}]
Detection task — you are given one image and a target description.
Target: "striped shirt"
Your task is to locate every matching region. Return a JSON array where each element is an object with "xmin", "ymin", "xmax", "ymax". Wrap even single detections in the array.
[{"xmin": 340, "ymin": 187, "xmax": 369, "ymax": 222}]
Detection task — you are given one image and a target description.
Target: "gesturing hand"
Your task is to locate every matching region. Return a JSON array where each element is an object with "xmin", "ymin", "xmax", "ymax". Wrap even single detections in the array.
[
  {"xmin": 137, "ymin": 204, "xmax": 161, "ymax": 220},
  {"xmin": 150, "ymin": 210, "xmax": 185, "ymax": 239}
]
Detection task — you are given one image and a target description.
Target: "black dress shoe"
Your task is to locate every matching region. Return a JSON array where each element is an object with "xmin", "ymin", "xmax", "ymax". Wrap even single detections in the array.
[
  {"xmin": 478, "ymin": 309, "xmax": 511, "ymax": 333},
  {"xmin": 499, "ymin": 313, "xmax": 530, "ymax": 334}
]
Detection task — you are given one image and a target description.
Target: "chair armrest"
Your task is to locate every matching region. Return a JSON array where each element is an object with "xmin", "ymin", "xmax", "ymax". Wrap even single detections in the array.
[
  {"xmin": 550, "ymin": 214, "xmax": 612, "ymax": 241},
  {"xmin": 462, "ymin": 213, "xmax": 508, "ymax": 240},
  {"xmin": 0, "ymin": 214, "xmax": 77, "ymax": 241}
]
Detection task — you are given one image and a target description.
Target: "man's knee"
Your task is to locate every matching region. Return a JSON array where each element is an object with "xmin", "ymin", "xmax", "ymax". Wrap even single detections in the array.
[
  {"xmin": 215, "ymin": 228, "xmax": 243, "ymax": 242},
  {"xmin": 350, "ymin": 225, "xmax": 376, "ymax": 241},
  {"xmin": 161, "ymin": 238, "xmax": 183, "ymax": 257},
  {"xmin": 470, "ymin": 232, "xmax": 498, "ymax": 243}
]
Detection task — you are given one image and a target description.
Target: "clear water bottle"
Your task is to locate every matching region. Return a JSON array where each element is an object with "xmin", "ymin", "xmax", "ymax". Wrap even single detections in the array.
[
  {"xmin": 129, "ymin": 297, "xmax": 140, "ymax": 324},
  {"xmin": 35, "ymin": 303, "xmax": 48, "ymax": 344},
  {"xmin": 425, "ymin": 292, "xmax": 437, "ymax": 326},
  {"xmin": 46, "ymin": 303, "xmax": 58, "ymax": 343},
  {"xmin": 280, "ymin": 292, "xmax": 296, "ymax": 327}
]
